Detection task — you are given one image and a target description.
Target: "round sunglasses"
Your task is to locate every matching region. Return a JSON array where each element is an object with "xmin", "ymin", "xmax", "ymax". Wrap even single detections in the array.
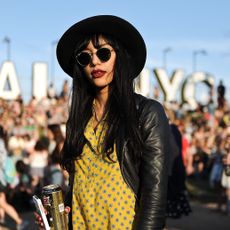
[{"xmin": 76, "ymin": 47, "xmax": 114, "ymax": 67}]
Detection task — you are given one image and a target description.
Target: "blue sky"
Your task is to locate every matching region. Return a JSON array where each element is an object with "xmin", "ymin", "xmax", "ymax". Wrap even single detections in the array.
[{"xmin": 1, "ymin": 0, "xmax": 230, "ymax": 102}]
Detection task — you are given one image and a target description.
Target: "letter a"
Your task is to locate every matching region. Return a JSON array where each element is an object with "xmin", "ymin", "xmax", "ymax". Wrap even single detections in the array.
[{"xmin": 0, "ymin": 61, "xmax": 21, "ymax": 100}]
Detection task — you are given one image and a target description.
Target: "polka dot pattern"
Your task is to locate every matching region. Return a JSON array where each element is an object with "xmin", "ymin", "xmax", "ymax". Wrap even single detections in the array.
[{"xmin": 72, "ymin": 117, "xmax": 136, "ymax": 229}]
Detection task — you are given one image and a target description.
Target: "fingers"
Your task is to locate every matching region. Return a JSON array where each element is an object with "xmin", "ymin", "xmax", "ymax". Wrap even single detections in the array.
[
  {"xmin": 34, "ymin": 206, "xmax": 70, "ymax": 229},
  {"xmin": 65, "ymin": 206, "xmax": 71, "ymax": 214},
  {"xmin": 34, "ymin": 211, "xmax": 41, "ymax": 221},
  {"xmin": 34, "ymin": 212, "xmax": 45, "ymax": 229},
  {"xmin": 36, "ymin": 221, "xmax": 45, "ymax": 230}
]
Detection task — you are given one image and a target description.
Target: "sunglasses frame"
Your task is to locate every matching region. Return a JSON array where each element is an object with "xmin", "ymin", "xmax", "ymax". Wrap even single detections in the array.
[{"xmin": 76, "ymin": 47, "xmax": 114, "ymax": 67}]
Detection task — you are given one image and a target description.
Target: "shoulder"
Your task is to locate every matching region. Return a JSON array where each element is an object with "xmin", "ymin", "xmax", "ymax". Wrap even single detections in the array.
[
  {"xmin": 134, "ymin": 94, "xmax": 170, "ymax": 138},
  {"xmin": 134, "ymin": 93, "xmax": 167, "ymax": 120}
]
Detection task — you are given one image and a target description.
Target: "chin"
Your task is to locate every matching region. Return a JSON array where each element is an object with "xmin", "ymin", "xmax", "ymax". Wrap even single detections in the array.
[
  {"xmin": 95, "ymin": 84, "xmax": 109, "ymax": 90},
  {"xmin": 92, "ymin": 83, "xmax": 110, "ymax": 91},
  {"xmin": 92, "ymin": 79, "xmax": 111, "ymax": 87}
]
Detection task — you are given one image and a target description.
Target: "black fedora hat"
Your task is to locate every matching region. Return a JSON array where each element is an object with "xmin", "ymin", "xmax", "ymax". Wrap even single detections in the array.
[{"xmin": 56, "ymin": 15, "xmax": 146, "ymax": 79}]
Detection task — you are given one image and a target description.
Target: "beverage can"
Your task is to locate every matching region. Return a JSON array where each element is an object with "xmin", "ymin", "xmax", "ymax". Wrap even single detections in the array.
[{"xmin": 42, "ymin": 184, "xmax": 68, "ymax": 230}]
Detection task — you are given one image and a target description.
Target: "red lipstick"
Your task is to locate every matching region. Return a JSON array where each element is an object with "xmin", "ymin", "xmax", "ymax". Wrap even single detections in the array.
[{"xmin": 91, "ymin": 70, "xmax": 106, "ymax": 78}]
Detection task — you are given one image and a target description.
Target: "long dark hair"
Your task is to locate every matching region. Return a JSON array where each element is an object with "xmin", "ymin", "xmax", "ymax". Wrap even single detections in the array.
[{"xmin": 60, "ymin": 34, "xmax": 143, "ymax": 172}]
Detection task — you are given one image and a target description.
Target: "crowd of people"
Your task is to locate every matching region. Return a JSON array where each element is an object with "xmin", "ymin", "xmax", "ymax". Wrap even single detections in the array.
[
  {"xmin": 0, "ymin": 78, "xmax": 230, "ymax": 228},
  {"xmin": 163, "ymin": 80, "xmax": 230, "ymax": 216},
  {"xmin": 0, "ymin": 81, "xmax": 70, "ymax": 228}
]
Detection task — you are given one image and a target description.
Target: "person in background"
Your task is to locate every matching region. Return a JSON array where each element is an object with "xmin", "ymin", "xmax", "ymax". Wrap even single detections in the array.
[
  {"xmin": 47, "ymin": 82, "xmax": 56, "ymax": 99},
  {"xmin": 209, "ymin": 136, "xmax": 225, "ymax": 211},
  {"xmin": 217, "ymin": 80, "xmax": 226, "ymax": 109},
  {"xmin": 28, "ymin": 139, "xmax": 49, "ymax": 192},
  {"xmin": 59, "ymin": 80, "xmax": 69, "ymax": 100},
  {"xmin": 13, "ymin": 160, "xmax": 34, "ymax": 210},
  {"xmin": 0, "ymin": 125, "xmax": 28, "ymax": 229},
  {"xmin": 167, "ymin": 123, "xmax": 192, "ymax": 218},
  {"xmin": 47, "ymin": 124, "xmax": 64, "ymax": 155},
  {"xmin": 43, "ymin": 140, "xmax": 68, "ymax": 194},
  {"xmin": 44, "ymin": 125, "xmax": 67, "ymax": 190},
  {"xmin": 221, "ymin": 135, "xmax": 230, "ymax": 215}
]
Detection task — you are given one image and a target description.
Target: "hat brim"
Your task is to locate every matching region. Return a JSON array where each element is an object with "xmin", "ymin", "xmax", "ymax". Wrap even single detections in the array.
[{"xmin": 56, "ymin": 15, "xmax": 146, "ymax": 79}]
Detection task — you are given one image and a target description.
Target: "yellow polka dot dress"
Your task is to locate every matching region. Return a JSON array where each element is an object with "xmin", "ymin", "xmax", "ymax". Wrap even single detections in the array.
[{"xmin": 72, "ymin": 117, "xmax": 136, "ymax": 230}]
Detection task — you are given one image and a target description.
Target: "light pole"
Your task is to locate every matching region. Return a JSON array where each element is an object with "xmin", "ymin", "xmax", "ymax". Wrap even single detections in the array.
[
  {"xmin": 51, "ymin": 40, "xmax": 58, "ymax": 85},
  {"xmin": 163, "ymin": 47, "xmax": 172, "ymax": 70},
  {"xmin": 193, "ymin": 49, "xmax": 207, "ymax": 72},
  {"xmin": 3, "ymin": 36, "xmax": 11, "ymax": 60}
]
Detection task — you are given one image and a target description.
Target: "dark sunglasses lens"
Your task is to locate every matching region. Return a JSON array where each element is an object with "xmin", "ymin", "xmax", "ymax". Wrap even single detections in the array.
[
  {"xmin": 77, "ymin": 52, "xmax": 91, "ymax": 66},
  {"xmin": 97, "ymin": 48, "xmax": 111, "ymax": 62}
]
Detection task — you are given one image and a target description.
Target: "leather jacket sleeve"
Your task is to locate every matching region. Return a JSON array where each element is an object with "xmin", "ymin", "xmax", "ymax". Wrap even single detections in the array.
[{"xmin": 134, "ymin": 99, "xmax": 170, "ymax": 230}]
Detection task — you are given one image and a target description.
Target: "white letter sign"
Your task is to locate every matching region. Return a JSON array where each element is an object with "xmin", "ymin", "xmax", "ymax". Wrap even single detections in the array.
[
  {"xmin": 32, "ymin": 62, "xmax": 48, "ymax": 100},
  {"xmin": 182, "ymin": 72, "xmax": 214, "ymax": 109},
  {"xmin": 154, "ymin": 68, "xmax": 184, "ymax": 102},
  {"xmin": 135, "ymin": 68, "xmax": 150, "ymax": 97},
  {"xmin": 0, "ymin": 61, "xmax": 21, "ymax": 100}
]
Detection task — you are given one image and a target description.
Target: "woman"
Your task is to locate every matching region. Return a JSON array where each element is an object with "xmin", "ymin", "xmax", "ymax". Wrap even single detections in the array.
[{"xmin": 37, "ymin": 15, "xmax": 170, "ymax": 230}]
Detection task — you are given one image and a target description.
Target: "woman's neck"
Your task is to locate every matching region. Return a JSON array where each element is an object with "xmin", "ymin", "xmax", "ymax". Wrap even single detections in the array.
[
  {"xmin": 95, "ymin": 86, "xmax": 110, "ymax": 108},
  {"xmin": 93, "ymin": 89, "xmax": 109, "ymax": 124}
]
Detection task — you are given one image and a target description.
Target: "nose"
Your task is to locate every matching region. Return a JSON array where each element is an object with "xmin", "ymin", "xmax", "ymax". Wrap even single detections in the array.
[{"xmin": 90, "ymin": 52, "xmax": 100, "ymax": 66}]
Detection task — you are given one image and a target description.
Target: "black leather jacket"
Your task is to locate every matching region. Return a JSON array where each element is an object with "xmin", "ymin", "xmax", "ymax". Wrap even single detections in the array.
[
  {"xmin": 118, "ymin": 94, "xmax": 170, "ymax": 229},
  {"xmin": 67, "ymin": 94, "xmax": 170, "ymax": 230}
]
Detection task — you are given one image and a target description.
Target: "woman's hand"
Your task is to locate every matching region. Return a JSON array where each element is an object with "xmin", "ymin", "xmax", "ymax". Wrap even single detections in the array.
[
  {"xmin": 34, "ymin": 210, "xmax": 46, "ymax": 230},
  {"xmin": 34, "ymin": 206, "xmax": 71, "ymax": 230}
]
